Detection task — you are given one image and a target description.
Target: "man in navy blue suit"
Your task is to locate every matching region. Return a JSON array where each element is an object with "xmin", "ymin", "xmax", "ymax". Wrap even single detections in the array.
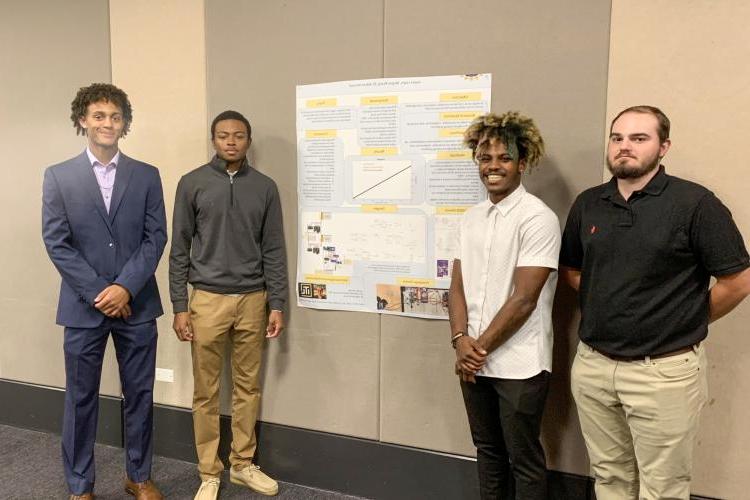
[{"xmin": 42, "ymin": 83, "xmax": 167, "ymax": 500}]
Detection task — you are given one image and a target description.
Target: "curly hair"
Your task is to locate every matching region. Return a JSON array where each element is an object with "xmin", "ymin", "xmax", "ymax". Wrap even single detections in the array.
[
  {"xmin": 70, "ymin": 83, "xmax": 133, "ymax": 137},
  {"xmin": 463, "ymin": 112, "xmax": 545, "ymax": 170}
]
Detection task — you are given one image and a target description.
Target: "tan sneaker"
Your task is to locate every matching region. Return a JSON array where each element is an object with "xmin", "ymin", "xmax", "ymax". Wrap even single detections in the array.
[
  {"xmin": 229, "ymin": 464, "xmax": 279, "ymax": 496},
  {"xmin": 194, "ymin": 477, "xmax": 220, "ymax": 500}
]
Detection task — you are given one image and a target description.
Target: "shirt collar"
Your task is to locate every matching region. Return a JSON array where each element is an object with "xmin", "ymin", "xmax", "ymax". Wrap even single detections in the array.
[
  {"xmin": 486, "ymin": 183, "xmax": 526, "ymax": 217},
  {"xmin": 210, "ymin": 154, "xmax": 249, "ymax": 175},
  {"xmin": 601, "ymin": 164, "xmax": 668, "ymax": 200},
  {"xmin": 86, "ymin": 147, "xmax": 120, "ymax": 168},
  {"xmin": 640, "ymin": 165, "xmax": 668, "ymax": 195}
]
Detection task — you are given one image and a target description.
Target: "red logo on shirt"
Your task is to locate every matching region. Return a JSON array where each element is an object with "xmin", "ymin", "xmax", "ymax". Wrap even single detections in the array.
[{"xmin": 590, "ymin": 225, "xmax": 597, "ymax": 234}]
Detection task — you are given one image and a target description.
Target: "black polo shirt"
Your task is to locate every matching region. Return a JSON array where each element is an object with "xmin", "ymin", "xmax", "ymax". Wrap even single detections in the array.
[{"xmin": 560, "ymin": 166, "xmax": 749, "ymax": 356}]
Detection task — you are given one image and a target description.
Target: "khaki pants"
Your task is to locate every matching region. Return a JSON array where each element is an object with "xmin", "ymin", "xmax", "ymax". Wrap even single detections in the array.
[
  {"xmin": 571, "ymin": 341, "xmax": 708, "ymax": 500},
  {"xmin": 190, "ymin": 289, "xmax": 267, "ymax": 480}
]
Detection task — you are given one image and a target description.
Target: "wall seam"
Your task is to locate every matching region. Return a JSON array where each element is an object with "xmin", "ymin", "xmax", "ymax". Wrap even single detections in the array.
[
  {"xmin": 201, "ymin": 0, "xmax": 211, "ymax": 162},
  {"xmin": 106, "ymin": 0, "xmax": 113, "ymax": 84},
  {"xmin": 107, "ymin": 0, "xmax": 123, "ymax": 401},
  {"xmin": 382, "ymin": 0, "xmax": 387, "ymax": 78},
  {"xmin": 377, "ymin": 0, "xmax": 386, "ymax": 443},
  {"xmin": 602, "ymin": 0, "xmax": 614, "ymax": 183}
]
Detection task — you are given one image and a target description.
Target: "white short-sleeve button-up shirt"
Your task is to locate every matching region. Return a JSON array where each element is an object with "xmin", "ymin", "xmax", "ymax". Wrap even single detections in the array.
[{"xmin": 456, "ymin": 184, "xmax": 561, "ymax": 379}]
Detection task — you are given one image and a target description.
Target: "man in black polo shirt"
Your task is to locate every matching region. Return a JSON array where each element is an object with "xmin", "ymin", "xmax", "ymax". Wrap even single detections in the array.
[{"xmin": 560, "ymin": 105, "xmax": 750, "ymax": 499}]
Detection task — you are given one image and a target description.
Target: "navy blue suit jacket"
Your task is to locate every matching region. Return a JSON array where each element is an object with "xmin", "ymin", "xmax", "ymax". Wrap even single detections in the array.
[{"xmin": 42, "ymin": 151, "xmax": 168, "ymax": 328}]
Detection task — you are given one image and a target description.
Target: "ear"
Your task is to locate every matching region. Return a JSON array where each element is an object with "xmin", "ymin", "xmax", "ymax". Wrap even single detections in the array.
[
  {"xmin": 519, "ymin": 160, "xmax": 527, "ymax": 173},
  {"xmin": 78, "ymin": 116, "xmax": 87, "ymax": 132},
  {"xmin": 659, "ymin": 138, "xmax": 671, "ymax": 159}
]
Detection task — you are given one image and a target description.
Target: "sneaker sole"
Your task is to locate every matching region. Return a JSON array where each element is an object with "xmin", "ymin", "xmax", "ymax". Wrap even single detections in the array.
[{"xmin": 229, "ymin": 475, "xmax": 279, "ymax": 496}]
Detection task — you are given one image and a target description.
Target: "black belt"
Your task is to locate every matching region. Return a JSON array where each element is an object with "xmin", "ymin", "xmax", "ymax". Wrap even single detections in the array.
[{"xmin": 592, "ymin": 343, "xmax": 698, "ymax": 362}]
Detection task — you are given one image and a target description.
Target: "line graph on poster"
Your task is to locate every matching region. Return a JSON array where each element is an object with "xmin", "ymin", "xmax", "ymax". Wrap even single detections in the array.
[{"xmin": 352, "ymin": 160, "xmax": 412, "ymax": 201}]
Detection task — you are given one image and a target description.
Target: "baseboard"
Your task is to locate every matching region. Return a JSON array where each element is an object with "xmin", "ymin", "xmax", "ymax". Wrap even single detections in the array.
[
  {"xmin": 0, "ymin": 378, "xmax": 121, "ymax": 447},
  {"xmin": 0, "ymin": 378, "xmax": 720, "ymax": 499},
  {"xmin": 151, "ymin": 402, "xmax": 482, "ymax": 499}
]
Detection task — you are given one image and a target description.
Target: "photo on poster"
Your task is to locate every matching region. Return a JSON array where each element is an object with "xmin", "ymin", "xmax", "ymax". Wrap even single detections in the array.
[
  {"xmin": 375, "ymin": 284, "xmax": 402, "ymax": 312},
  {"xmin": 400, "ymin": 286, "xmax": 449, "ymax": 318}
]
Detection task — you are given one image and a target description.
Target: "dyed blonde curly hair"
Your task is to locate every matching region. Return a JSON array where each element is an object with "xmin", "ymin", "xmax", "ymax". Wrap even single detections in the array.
[{"xmin": 463, "ymin": 112, "xmax": 545, "ymax": 171}]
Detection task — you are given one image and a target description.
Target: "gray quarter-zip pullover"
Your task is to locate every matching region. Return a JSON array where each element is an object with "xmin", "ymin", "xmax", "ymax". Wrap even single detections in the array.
[{"xmin": 169, "ymin": 156, "xmax": 288, "ymax": 312}]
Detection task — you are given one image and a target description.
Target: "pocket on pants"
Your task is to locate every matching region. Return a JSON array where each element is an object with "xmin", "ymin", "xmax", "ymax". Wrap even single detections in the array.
[
  {"xmin": 576, "ymin": 341, "xmax": 598, "ymax": 361},
  {"xmin": 189, "ymin": 289, "xmax": 215, "ymax": 319},
  {"xmin": 654, "ymin": 353, "xmax": 699, "ymax": 380},
  {"xmin": 570, "ymin": 345, "xmax": 591, "ymax": 400},
  {"xmin": 189, "ymin": 289, "xmax": 200, "ymax": 315}
]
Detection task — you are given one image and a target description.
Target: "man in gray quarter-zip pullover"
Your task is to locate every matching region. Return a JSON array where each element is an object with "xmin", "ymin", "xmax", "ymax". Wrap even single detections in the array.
[{"xmin": 169, "ymin": 110, "xmax": 288, "ymax": 499}]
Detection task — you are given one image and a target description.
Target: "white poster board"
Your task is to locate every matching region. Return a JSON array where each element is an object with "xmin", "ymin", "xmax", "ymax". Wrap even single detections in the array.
[{"xmin": 296, "ymin": 74, "xmax": 491, "ymax": 318}]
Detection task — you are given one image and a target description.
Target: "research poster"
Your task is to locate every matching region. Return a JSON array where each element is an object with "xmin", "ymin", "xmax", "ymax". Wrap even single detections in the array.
[{"xmin": 296, "ymin": 74, "xmax": 491, "ymax": 319}]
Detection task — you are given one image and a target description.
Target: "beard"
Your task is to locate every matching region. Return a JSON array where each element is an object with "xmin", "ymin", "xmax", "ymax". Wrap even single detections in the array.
[{"xmin": 607, "ymin": 153, "xmax": 660, "ymax": 179}]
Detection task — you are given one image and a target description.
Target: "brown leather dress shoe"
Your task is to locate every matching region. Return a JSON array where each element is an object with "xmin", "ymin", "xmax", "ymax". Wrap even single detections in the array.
[
  {"xmin": 125, "ymin": 478, "xmax": 164, "ymax": 500},
  {"xmin": 69, "ymin": 494, "xmax": 94, "ymax": 500}
]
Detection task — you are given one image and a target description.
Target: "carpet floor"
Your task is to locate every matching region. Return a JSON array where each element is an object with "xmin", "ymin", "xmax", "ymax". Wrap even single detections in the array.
[{"xmin": 0, "ymin": 423, "xmax": 367, "ymax": 500}]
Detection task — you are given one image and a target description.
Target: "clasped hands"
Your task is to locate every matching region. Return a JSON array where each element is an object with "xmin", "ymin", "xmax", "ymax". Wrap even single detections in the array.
[
  {"xmin": 454, "ymin": 336, "xmax": 487, "ymax": 383},
  {"xmin": 94, "ymin": 284, "xmax": 132, "ymax": 318}
]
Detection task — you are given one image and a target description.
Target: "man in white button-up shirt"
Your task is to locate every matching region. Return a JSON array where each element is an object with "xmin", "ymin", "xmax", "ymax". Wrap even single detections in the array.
[{"xmin": 448, "ymin": 112, "xmax": 560, "ymax": 499}]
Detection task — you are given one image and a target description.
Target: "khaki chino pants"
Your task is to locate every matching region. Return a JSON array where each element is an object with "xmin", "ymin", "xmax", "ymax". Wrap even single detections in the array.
[
  {"xmin": 190, "ymin": 289, "xmax": 267, "ymax": 480},
  {"xmin": 571, "ymin": 341, "xmax": 708, "ymax": 500}
]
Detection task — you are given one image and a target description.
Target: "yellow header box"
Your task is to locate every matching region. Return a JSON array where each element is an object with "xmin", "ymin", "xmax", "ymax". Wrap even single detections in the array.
[
  {"xmin": 305, "ymin": 129, "xmax": 337, "ymax": 139},
  {"xmin": 437, "ymin": 150, "xmax": 472, "ymax": 160},
  {"xmin": 306, "ymin": 98, "xmax": 337, "ymax": 108},
  {"xmin": 439, "ymin": 92, "xmax": 482, "ymax": 102},
  {"xmin": 440, "ymin": 111, "xmax": 482, "ymax": 121},
  {"xmin": 361, "ymin": 147, "xmax": 397, "ymax": 156},
  {"xmin": 397, "ymin": 277, "xmax": 436, "ymax": 287},
  {"xmin": 439, "ymin": 128, "xmax": 467, "ymax": 138},
  {"xmin": 303, "ymin": 274, "xmax": 351, "ymax": 285},
  {"xmin": 436, "ymin": 206, "xmax": 469, "ymax": 215},
  {"xmin": 361, "ymin": 96, "xmax": 398, "ymax": 105},
  {"xmin": 361, "ymin": 205, "xmax": 397, "ymax": 213}
]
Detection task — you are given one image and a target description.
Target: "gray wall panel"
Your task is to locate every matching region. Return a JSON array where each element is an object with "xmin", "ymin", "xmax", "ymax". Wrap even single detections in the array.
[
  {"xmin": 205, "ymin": 0, "xmax": 385, "ymax": 439},
  {"xmin": 380, "ymin": 0, "xmax": 611, "ymax": 470},
  {"xmin": 0, "ymin": 0, "xmax": 119, "ymax": 395},
  {"xmin": 205, "ymin": 0, "xmax": 611, "ymax": 467}
]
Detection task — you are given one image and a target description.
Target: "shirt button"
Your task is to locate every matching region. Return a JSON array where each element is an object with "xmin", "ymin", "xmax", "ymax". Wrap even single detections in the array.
[{"xmin": 109, "ymin": 242, "xmax": 114, "ymax": 247}]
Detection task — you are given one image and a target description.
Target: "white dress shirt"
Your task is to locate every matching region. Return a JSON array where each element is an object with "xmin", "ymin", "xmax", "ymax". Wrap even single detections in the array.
[
  {"xmin": 456, "ymin": 184, "xmax": 561, "ymax": 379},
  {"xmin": 87, "ymin": 148, "xmax": 120, "ymax": 212}
]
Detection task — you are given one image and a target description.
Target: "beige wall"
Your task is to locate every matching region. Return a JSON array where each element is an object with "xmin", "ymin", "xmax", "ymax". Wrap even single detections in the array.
[
  {"xmin": 607, "ymin": 1, "xmax": 750, "ymax": 497},
  {"xmin": 109, "ymin": 0, "xmax": 208, "ymax": 409}
]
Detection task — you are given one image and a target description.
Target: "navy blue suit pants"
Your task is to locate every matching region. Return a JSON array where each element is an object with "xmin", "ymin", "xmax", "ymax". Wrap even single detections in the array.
[{"xmin": 62, "ymin": 318, "xmax": 157, "ymax": 495}]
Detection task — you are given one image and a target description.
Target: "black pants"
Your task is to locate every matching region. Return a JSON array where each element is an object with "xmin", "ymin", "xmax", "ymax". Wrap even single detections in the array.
[{"xmin": 460, "ymin": 371, "xmax": 550, "ymax": 500}]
